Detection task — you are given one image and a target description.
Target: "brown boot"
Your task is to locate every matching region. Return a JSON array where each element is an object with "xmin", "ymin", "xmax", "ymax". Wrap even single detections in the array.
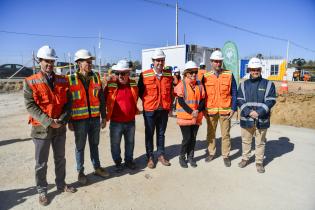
[
  {"xmin": 238, "ymin": 159, "xmax": 249, "ymax": 168},
  {"xmin": 39, "ymin": 193, "xmax": 49, "ymax": 206},
  {"xmin": 147, "ymin": 157, "xmax": 155, "ymax": 169},
  {"xmin": 256, "ymin": 163, "xmax": 265, "ymax": 173},
  {"xmin": 158, "ymin": 155, "xmax": 171, "ymax": 166}
]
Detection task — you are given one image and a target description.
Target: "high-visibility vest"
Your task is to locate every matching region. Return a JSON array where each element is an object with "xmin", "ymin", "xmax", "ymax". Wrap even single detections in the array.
[
  {"xmin": 25, "ymin": 72, "xmax": 69, "ymax": 126},
  {"xmin": 68, "ymin": 72, "xmax": 101, "ymax": 120},
  {"xmin": 198, "ymin": 69, "xmax": 206, "ymax": 81},
  {"xmin": 204, "ymin": 70, "xmax": 232, "ymax": 115},
  {"xmin": 105, "ymin": 78, "xmax": 139, "ymax": 121},
  {"xmin": 176, "ymin": 79, "xmax": 204, "ymax": 124},
  {"xmin": 142, "ymin": 69, "xmax": 173, "ymax": 111}
]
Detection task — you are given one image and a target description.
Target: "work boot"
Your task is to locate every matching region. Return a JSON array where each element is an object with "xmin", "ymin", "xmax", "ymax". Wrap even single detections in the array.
[
  {"xmin": 205, "ymin": 155, "xmax": 214, "ymax": 162},
  {"xmin": 115, "ymin": 163, "xmax": 124, "ymax": 173},
  {"xmin": 39, "ymin": 193, "xmax": 49, "ymax": 206},
  {"xmin": 125, "ymin": 161, "xmax": 137, "ymax": 170},
  {"xmin": 147, "ymin": 157, "xmax": 155, "ymax": 169},
  {"xmin": 256, "ymin": 163, "xmax": 265, "ymax": 173},
  {"xmin": 223, "ymin": 157, "xmax": 231, "ymax": 167},
  {"xmin": 179, "ymin": 156, "xmax": 188, "ymax": 168},
  {"xmin": 94, "ymin": 167, "xmax": 110, "ymax": 178},
  {"xmin": 78, "ymin": 172, "xmax": 87, "ymax": 185},
  {"xmin": 188, "ymin": 151, "xmax": 197, "ymax": 168},
  {"xmin": 158, "ymin": 155, "xmax": 171, "ymax": 166},
  {"xmin": 188, "ymin": 158, "xmax": 197, "ymax": 168},
  {"xmin": 238, "ymin": 159, "xmax": 249, "ymax": 168}
]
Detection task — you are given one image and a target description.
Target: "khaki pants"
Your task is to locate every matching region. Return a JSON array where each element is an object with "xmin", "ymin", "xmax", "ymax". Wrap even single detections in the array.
[
  {"xmin": 206, "ymin": 114, "xmax": 231, "ymax": 158},
  {"xmin": 241, "ymin": 127, "xmax": 267, "ymax": 164}
]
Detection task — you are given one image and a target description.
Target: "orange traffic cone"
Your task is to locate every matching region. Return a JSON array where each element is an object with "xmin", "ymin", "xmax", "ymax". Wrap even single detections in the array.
[{"xmin": 278, "ymin": 73, "xmax": 289, "ymax": 95}]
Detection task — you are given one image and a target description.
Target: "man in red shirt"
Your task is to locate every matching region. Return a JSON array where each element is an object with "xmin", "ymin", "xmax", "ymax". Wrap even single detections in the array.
[{"xmin": 105, "ymin": 60, "xmax": 139, "ymax": 172}]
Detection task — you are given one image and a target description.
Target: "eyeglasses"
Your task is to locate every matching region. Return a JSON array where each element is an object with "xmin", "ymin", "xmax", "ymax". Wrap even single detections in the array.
[
  {"xmin": 42, "ymin": 59, "xmax": 55, "ymax": 64},
  {"xmin": 154, "ymin": 59, "xmax": 165, "ymax": 63},
  {"xmin": 212, "ymin": 60, "xmax": 222, "ymax": 63},
  {"xmin": 249, "ymin": 69, "xmax": 261, "ymax": 72},
  {"xmin": 114, "ymin": 72, "xmax": 128, "ymax": 76}
]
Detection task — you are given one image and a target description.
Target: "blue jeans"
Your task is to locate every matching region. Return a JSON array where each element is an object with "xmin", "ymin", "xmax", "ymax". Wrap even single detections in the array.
[
  {"xmin": 72, "ymin": 117, "xmax": 101, "ymax": 173},
  {"xmin": 109, "ymin": 120, "xmax": 135, "ymax": 164},
  {"xmin": 143, "ymin": 109, "xmax": 169, "ymax": 158}
]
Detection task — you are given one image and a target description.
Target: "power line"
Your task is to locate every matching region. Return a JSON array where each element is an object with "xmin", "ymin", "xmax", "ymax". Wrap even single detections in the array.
[
  {"xmin": 0, "ymin": 30, "xmax": 158, "ymax": 47},
  {"xmin": 137, "ymin": 0, "xmax": 315, "ymax": 53}
]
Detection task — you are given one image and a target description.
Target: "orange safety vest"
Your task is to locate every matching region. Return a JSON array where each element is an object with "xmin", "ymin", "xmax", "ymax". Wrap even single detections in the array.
[
  {"xmin": 198, "ymin": 69, "xmax": 206, "ymax": 81},
  {"xmin": 142, "ymin": 68, "xmax": 173, "ymax": 111},
  {"xmin": 105, "ymin": 78, "xmax": 139, "ymax": 121},
  {"xmin": 176, "ymin": 79, "xmax": 204, "ymax": 125},
  {"xmin": 68, "ymin": 72, "xmax": 102, "ymax": 120},
  {"xmin": 26, "ymin": 72, "xmax": 69, "ymax": 126},
  {"xmin": 204, "ymin": 70, "xmax": 232, "ymax": 115}
]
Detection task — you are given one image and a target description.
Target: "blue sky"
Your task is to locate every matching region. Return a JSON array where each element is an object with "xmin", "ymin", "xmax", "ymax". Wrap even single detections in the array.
[{"xmin": 0, "ymin": 0, "xmax": 315, "ymax": 66}]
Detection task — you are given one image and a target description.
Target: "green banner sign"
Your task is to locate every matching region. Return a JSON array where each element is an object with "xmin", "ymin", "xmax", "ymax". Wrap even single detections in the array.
[{"xmin": 222, "ymin": 41, "xmax": 239, "ymax": 85}]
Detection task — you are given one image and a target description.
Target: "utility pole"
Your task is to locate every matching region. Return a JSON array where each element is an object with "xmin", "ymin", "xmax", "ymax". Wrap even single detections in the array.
[
  {"xmin": 68, "ymin": 52, "xmax": 72, "ymax": 76},
  {"xmin": 176, "ymin": 0, "xmax": 179, "ymax": 45},
  {"xmin": 32, "ymin": 51, "xmax": 36, "ymax": 75},
  {"xmin": 98, "ymin": 32, "xmax": 102, "ymax": 75},
  {"xmin": 286, "ymin": 40, "xmax": 290, "ymax": 71}
]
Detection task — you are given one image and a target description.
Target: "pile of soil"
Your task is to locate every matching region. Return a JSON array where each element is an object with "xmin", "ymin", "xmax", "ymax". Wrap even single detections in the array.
[{"xmin": 271, "ymin": 93, "xmax": 315, "ymax": 129}]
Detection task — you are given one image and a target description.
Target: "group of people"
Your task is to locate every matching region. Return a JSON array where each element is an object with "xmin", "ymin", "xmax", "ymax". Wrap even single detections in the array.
[{"xmin": 24, "ymin": 46, "xmax": 276, "ymax": 206}]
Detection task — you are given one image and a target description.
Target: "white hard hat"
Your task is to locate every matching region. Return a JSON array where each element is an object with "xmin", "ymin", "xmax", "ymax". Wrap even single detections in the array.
[
  {"xmin": 112, "ymin": 59, "xmax": 131, "ymax": 71},
  {"xmin": 210, "ymin": 50, "xmax": 224, "ymax": 60},
  {"xmin": 173, "ymin": 67, "xmax": 180, "ymax": 73},
  {"xmin": 184, "ymin": 61, "xmax": 198, "ymax": 70},
  {"xmin": 200, "ymin": 62, "xmax": 205, "ymax": 66},
  {"xmin": 37, "ymin": 45, "xmax": 58, "ymax": 60},
  {"xmin": 152, "ymin": 49, "xmax": 166, "ymax": 60},
  {"xmin": 74, "ymin": 49, "xmax": 96, "ymax": 62},
  {"xmin": 248, "ymin": 57, "xmax": 263, "ymax": 69}
]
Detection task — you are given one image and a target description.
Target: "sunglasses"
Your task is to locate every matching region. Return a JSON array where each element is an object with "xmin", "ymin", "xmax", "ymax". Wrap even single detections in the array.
[
  {"xmin": 42, "ymin": 59, "xmax": 55, "ymax": 64},
  {"xmin": 212, "ymin": 60, "xmax": 222, "ymax": 63},
  {"xmin": 187, "ymin": 71, "xmax": 198, "ymax": 75},
  {"xmin": 114, "ymin": 72, "xmax": 128, "ymax": 76},
  {"xmin": 249, "ymin": 69, "xmax": 261, "ymax": 72},
  {"xmin": 154, "ymin": 59, "xmax": 165, "ymax": 63}
]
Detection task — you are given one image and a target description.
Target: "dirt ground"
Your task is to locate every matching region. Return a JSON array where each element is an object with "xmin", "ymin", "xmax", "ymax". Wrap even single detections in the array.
[{"xmin": 0, "ymin": 91, "xmax": 315, "ymax": 210}]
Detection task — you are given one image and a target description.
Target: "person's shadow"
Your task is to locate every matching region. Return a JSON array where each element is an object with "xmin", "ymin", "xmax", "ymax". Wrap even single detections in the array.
[
  {"xmin": 264, "ymin": 137, "xmax": 294, "ymax": 166},
  {"xmin": 0, "ymin": 138, "xmax": 32, "ymax": 147},
  {"xmin": 0, "ymin": 184, "xmax": 54, "ymax": 209}
]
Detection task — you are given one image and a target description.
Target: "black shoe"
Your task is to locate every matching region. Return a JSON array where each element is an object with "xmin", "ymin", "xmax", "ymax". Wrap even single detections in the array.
[
  {"xmin": 125, "ymin": 161, "xmax": 136, "ymax": 170},
  {"xmin": 256, "ymin": 163, "xmax": 265, "ymax": 173},
  {"xmin": 115, "ymin": 163, "xmax": 124, "ymax": 173},
  {"xmin": 179, "ymin": 156, "xmax": 188, "ymax": 168},
  {"xmin": 223, "ymin": 158, "xmax": 231, "ymax": 167},
  {"xmin": 78, "ymin": 172, "xmax": 87, "ymax": 185},
  {"xmin": 238, "ymin": 159, "xmax": 249, "ymax": 168},
  {"xmin": 188, "ymin": 158, "xmax": 197, "ymax": 168},
  {"xmin": 205, "ymin": 155, "xmax": 214, "ymax": 162}
]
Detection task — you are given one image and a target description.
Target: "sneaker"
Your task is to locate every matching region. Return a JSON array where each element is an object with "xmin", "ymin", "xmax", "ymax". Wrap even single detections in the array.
[
  {"xmin": 205, "ymin": 155, "xmax": 214, "ymax": 162},
  {"xmin": 179, "ymin": 156, "xmax": 188, "ymax": 168},
  {"xmin": 223, "ymin": 157, "xmax": 231, "ymax": 167},
  {"xmin": 115, "ymin": 163, "xmax": 124, "ymax": 173},
  {"xmin": 125, "ymin": 161, "xmax": 136, "ymax": 170},
  {"xmin": 39, "ymin": 193, "xmax": 49, "ymax": 206},
  {"xmin": 256, "ymin": 163, "xmax": 265, "ymax": 173},
  {"xmin": 58, "ymin": 185, "xmax": 77, "ymax": 193},
  {"xmin": 147, "ymin": 157, "xmax": 155, "ymax": 169},
  {"xmin": 188, "ymin": 158, "xmax": 197, "ymax": 168},
  {"xmin": 238, "ymin": 159, "xmax": 249, "ymax": 168},
  {"xmin": 78, "ymin": 172, "xmax": 87, "ymax": 185},
  {"xmin": 94, "ymin": 167, "xmax": 110, "ymax": 178}
]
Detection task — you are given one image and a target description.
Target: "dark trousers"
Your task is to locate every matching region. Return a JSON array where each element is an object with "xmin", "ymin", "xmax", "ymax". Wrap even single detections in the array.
[
  {"xmin": 73, "ymin": 117, "xmax": 101, "ymax": 173},
  {"xmin": 143, "ymin": 109, "xmax": 169, "ymax": 158},
  {"xmin": 33, "ymin": 126, "xmax": 66, "ymax": 194},
  {"xmin": 179, "ymin": 125, "xmax": 199, "ymax": 159}
]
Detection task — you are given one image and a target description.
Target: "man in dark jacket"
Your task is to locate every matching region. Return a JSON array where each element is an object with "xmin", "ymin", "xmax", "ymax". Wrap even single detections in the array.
[{"xmin": 237, "ymin": 57, "xmax": 276, "ymax": 173}]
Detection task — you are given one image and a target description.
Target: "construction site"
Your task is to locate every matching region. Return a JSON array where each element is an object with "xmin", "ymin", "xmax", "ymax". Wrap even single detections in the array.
[{"xmin": 1, "ymin": 0, "xmax": 315, "ymax": 210}]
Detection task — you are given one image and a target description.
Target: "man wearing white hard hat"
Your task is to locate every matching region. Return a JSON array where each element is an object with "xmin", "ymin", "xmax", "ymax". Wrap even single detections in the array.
[
  {"xmin": 198, "ymin": 62, "xmax": 206, "ymax": 81},
  {"xmin": 68, "ymin": 49, "xmax": 109, "ymax": 185},
  {"xmin": 105, "ymin": 60, "xmax": 139, "ymax": 172},
  {"xmin": 24, "ymin": 45, "xmax": 76, "ymax": 206},
  {"xmin": 203, "ymin": 50, "xmax": 237, "ymax": 167},
  {"xmin": 138, "ymin": 49, "xmax": 173, "ymax": 169},
  {"xmin": 237, "ymin": 57, "xmax": 276, "ymax": 173},
  {"xmin": 174, "ymin": 61, "xmax": 205, "ymax": 168}
]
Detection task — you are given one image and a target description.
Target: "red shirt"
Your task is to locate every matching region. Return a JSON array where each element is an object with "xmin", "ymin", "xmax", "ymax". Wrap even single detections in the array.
[{"xmin": 110, "ymin": 84, "xmax": 137, "ymax": 123}]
